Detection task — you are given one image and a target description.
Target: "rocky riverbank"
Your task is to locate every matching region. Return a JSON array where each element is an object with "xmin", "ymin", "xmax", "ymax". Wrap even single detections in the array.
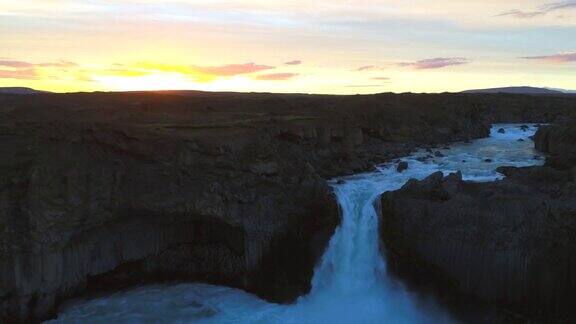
[
  {"xmin": 381, "ymin": 122, "xmax": 576, "ymax": 322},
  {"xmin": 1, "ymin": 91, "xmax": 575, "ymax": 322}
]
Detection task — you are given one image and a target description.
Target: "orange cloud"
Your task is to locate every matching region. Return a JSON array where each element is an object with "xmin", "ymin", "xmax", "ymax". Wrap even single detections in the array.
[
  {"xmin": 103, "ymin": 69, "xmax": 153, "ymax": 77},
  {"xmin": 0, "ymin": 69, "xmax": 38, "ymax": 79},
  {"xmin": 0, "ymin": 59, "xmax": 77, "ymax": 68},
  {"xmin": 255, "ymin": 73, "xmax": 298, "ymax": 80},
  {"xmin": 0, "ymin": 60, "xmax": 34, "ymax": 68},
  {"xmin": 0, "ymin": 59, "xmax": 78, "ymax": 81},
  {"xmin": 132, "ymin": 62, "xmax": 276, "ymax": 82},
  {"xmin": 192, "ymin": 63, "xmax": 274, "ymax": 76},
  {"xmin": 36, "ymin": 60, "xmax": 78, "ymax": 68},
  {"xmin": 345, "ymin": 84, "xmax": 388, "ymax": 88}
]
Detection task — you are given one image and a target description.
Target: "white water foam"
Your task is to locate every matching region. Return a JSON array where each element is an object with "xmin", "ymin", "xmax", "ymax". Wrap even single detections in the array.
[{"xmin": 48, "ymin": 124, "xmax": 544, "ymax": 323}]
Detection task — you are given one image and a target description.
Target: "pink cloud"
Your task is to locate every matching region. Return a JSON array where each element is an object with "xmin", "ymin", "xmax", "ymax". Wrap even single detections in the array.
[
  {"xmin": 0, "ymin": 59, "xmax": 77, "ymax": 68},
  {"xmin": 0, "ymin": 69, "xmax": 38, "ymax": 79},
  {"xmin": 192, "ymin": 62, "xmax": 274, "ymax": 76},
  {"xmin": 398, "ymin": 57, "xmax": 471, "ymax": 69},
  {"xmin": 521, "ymin": 52, "xmax": 576, "ymax": 63},
  {"xmin": 255, "ymin": 73, "xmax": 298, "ymax": 81},
  {"xmin": 284, "ymin": 60, "xmax": 302, "ymax": 65},
  {"xmin": 0, "ymin": 60, "xmax": 35, "ymax": 68},
  {"xmin": 372, "ymin": 77, "xmax": 390, "ymax": 81}
]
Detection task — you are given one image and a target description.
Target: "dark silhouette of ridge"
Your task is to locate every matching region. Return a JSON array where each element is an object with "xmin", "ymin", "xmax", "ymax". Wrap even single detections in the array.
[
  {"xmin": 0, "ymin": 87, "xmax": 48, "ymax": 94},
  {"xmin": 461, "ymin": 86, "xmax": 567, "ymax": 95}
]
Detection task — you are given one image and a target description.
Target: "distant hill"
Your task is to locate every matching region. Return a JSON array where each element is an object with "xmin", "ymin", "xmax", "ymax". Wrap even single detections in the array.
[
  {"xmin": 461, "ymin": 86, "xmax": 566, "ymax": 95},
  {"xmin": 545, "ymin": 87, "xmax": 576, "ymax": 94},
  {"xmin": 0, "ymin": 87, "xmax": 48, "ymax": 95}
]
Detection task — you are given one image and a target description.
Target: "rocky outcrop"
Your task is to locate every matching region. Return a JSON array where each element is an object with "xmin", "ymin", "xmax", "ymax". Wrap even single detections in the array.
[
  {"xmin": 380, "ymin": 167, "xmax": 576, "ymax": 321},
  {"xmin": 534, "ymin": 122, "xmax": 576, "ymax": 170}
]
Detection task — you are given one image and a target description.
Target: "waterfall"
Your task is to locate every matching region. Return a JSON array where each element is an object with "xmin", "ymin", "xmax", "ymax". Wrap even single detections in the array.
[{"xmin": 311, "ymin": 183, "xmax": 385, "ymax": 294}]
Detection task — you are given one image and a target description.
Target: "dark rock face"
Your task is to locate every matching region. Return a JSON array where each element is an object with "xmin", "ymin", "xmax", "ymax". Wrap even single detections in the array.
[
  {"xmin": 380, "ymin": 166, "xmax": 576, "ymax": 321},
  {"xmin": 0, "ymin": 124, "xmax": 341, "ymax": 322},
  {"xmin": 534, "ymin": 122, "xmax": 576, "ymax": 170},
  {"xmin": 1, "ymin": 91, "xmax": 576, "ymax": 322}
]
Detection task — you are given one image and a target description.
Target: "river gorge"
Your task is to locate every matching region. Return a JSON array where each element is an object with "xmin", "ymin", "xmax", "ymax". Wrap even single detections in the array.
[
  {"xmin": 47, "ymin": 124, "xmax": 543, "ymax": 323},
  {"xmin": 2, "ymin": 91, "xmax": 576, "ymax": 323}
]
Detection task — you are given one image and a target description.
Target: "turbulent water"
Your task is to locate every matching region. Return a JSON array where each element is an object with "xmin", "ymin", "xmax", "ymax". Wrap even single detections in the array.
[{"xmin": 49, "ymin": 124, "xmax": 544, "ymax": 324}]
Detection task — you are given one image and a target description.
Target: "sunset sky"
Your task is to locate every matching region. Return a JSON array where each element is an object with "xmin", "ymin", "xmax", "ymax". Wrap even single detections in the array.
[{"xmin": 1, "ymin": 0, "xmax": 575, "ymax": 94}]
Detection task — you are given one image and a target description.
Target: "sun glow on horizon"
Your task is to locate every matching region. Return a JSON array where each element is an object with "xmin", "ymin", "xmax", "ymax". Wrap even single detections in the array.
[
  {"xmin": 93, "ymin": 72, "xmax": 262, "ymax": 92},
  {"xmin": 92, "ymin": 73, "xmax": 202, "ymax": 92},
  {"xmin": 1, "ymin": 0, "xmax": 575, "ymax": 93}
]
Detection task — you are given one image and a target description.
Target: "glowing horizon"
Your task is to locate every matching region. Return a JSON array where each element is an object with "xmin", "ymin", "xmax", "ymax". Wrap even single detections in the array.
[{"xmin": 1, "ymin": 0, "xmax": 575, "ymax": 94}]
